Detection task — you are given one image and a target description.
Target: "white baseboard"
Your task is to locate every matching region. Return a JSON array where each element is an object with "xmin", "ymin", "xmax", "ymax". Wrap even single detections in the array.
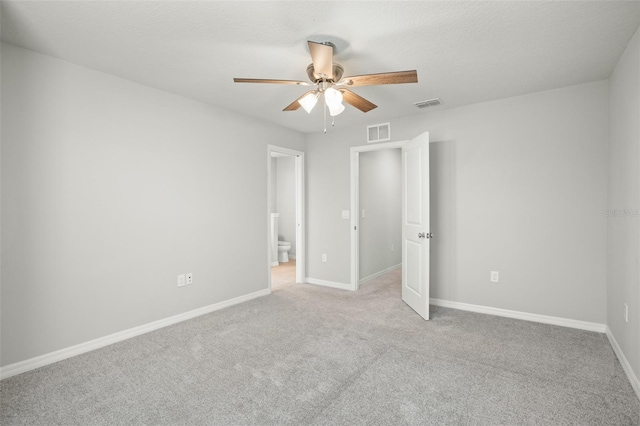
[
  {"xmin": 305, "ymin": 277, "xmax": 352, "ymax": 291},
  {"xmin": 0, "ymin": 288, "xmax": 270, "ymax": 381},
  {"xmin": 359, "ymin": 264, "xmax": 401, "ymax": 285},
  {"xmin": 429, "ymin": 298, "xmax": 606, "ymax": 333},
  {"xmin": 606, "ymin": 326, "xmax": 640, "ymax": 401}
]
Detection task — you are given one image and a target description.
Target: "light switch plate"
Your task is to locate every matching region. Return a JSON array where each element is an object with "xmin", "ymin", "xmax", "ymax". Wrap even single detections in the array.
[{"xmin": 341, "ymin": 210, "xmax": 350, "ymax": 219}]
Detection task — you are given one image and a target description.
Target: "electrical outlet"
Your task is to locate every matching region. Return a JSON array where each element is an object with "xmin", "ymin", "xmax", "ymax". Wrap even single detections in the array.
[
  {"xmin": 341, "ymin": 210, "xmax": 350, "ymax": 219},
  {"xmin": 177, "ymin": 274, "xmax": 186, "ymax": 287},
  {"xmin": 490, "ymin": 271, "xmax": 499, "ymax": 283},
  {"xmin": 322, "ymin": 253, "xmax": 327, "ymax": 262},
  {"xmin": 186, "ymin": 273, "xmax": 193, "ymax": 285},
  {"xmin": 624, "ymin": 303, "xmax": 628, "ymax": 323},
  {"xmin": 391, "ymin": 244, "xmax": 394, "ymax": 253}
]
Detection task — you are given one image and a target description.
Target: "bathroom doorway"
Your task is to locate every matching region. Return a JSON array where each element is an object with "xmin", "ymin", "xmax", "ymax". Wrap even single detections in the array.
[{"xmin": 267, "ymin": 145, "xmax": 305, "ymax": 291}]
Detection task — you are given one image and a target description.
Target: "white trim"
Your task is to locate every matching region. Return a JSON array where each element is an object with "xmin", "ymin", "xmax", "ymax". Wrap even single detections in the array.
[
  {"xmin": 429, "ymin": 298, "xmax": 606, "ymax": 333},
  {"xmin": 271, "ymin": 261, "xmax": 279, "ymax": 267},
  {"xmin": 606, "ymin": 326, "xmax": 640, "ymax": 401},
  {"xmin": 294, "ymin": 151, "xmax": 305, "ymax": 284},
  {"xmin": 351, "ymin": 139, "xmax": 407, "ymax": 154},
  {"xmin": 267, "ymin": 145, "xmax": 305, "ymax": 292},
  {"xmin": 0, "ymin": 289, "xmax": 270, "ymax": 381},
  {"xmin": 350, "ymin": 149, "xmax": 359, "ymax": 291},
  {"xmin": 305, "ymin": 277, "xmax": 352, "ymax": 291},
  {"xmin": 359, "ymin": 264, "xmax": 401, "ymax": 285},
  {"xmin": 350, "ymin": 149, "xmax": 360, "ymax": 291},
  {"xmin": 350, "ymin": 139, "xmax": 409, "ymax": 291}
]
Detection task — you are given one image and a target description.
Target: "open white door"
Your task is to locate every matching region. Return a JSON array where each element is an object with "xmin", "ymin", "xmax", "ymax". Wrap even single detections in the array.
[{"xmin": 402, "ymin": 132, "xmax": 430, "ymax": 320}]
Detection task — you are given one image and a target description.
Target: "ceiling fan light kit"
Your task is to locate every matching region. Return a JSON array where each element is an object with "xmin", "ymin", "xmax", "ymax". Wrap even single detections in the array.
[
  {"xmin": 299, "ymin": 91, "xmax": 319, "ymax": 113},
  {"xmin": 323, "ymin": 87, "xmax": 345, "ymax": 117},
  {"xmin": 328, "ymin": 102, "xmax": 345, "ymax": 117},
  {"xmin": 233, "ymin": 40, "xmax": 418, "ymax": 131},
  {"xmin": 323, "ymin": 87, "xmax": 342, "ymax": 106}
]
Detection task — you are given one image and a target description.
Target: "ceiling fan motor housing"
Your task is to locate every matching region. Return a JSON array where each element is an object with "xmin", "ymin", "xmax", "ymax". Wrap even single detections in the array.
[{"xmin": 307, "ymin": 63, "xmax": 344, "ymax": 83}]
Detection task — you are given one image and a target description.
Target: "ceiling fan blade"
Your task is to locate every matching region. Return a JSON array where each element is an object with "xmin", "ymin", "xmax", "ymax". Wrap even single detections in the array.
[
  {"xmin": 340, "ymin": 89, "xmax": 377, "ymax": 113},
  {"xmin": 308, "ymin": 41, "xmax": 333, "ymax": 79},
  {"xmin": 341, "ymin": 70, "xmax": 418, "ymax": 87},
  {"xmin": 283, "ymin": 91, "xmax": 316, "ymax": 111},
  {"xmin": 233, "ymin": 78, "xmax": 310, "ymax": 85}
]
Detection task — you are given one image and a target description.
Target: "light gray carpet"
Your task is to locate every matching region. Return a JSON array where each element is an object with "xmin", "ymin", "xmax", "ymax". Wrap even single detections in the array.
[{"xmin": 2, "ymin": 269, "xmax": 639, "ymax": 425}]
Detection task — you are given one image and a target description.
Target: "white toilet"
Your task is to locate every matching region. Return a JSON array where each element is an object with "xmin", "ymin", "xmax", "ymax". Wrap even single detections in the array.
[{"xmin": 278, "ymin": 241, "xmax": 291, "ymax": 263}]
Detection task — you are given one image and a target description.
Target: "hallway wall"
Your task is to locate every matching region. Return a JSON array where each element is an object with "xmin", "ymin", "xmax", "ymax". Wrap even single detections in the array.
[{"xmin": 358, "ymin": 149, "xmax": 402, "ymax": 281}]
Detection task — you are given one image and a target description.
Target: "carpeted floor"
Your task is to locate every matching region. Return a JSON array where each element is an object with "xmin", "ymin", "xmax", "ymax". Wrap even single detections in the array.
[{"xmin": 1, "ymin": 269, "xmax": 639, "ymax": 425}]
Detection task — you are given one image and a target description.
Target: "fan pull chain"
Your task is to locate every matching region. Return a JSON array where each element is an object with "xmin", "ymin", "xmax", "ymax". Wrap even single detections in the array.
[{"xmin": 323, "ymin": 102, "xmax": 327, "ymax": 133}]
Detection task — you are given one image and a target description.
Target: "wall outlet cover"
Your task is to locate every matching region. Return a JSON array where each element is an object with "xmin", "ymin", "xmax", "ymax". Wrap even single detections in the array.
[
  {"xmin": 178, "ymin": 274, "xmax": 186, "ymax": 287},
  {"xmin": 490, "ymin": 271, "xmax": 499, "ymax": 283}
]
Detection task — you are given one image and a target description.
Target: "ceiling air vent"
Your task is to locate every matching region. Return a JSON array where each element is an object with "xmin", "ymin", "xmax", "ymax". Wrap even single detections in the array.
[
  {"xmin": 367, "ymin": 122, "xmax": 391, "ymax": 143},
  {"xmin": 414, "ymin": 98, "xmax": 442, "ymax": 108}
]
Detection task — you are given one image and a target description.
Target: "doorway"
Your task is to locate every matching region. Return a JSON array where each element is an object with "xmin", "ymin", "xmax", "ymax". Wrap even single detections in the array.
[
  {"xmin": 267, "ymin": 145, "xmax": 305, "ymax": 291},
  {"xmin": 350, "ymin": 133, "xmax": 431, "ymax": 319},
  {"xmin": 357, "ymin": 148, "xmax": 402, "ymax": 286}
]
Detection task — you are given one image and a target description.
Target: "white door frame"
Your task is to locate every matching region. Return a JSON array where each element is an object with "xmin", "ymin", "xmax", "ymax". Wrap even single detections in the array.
[
  {"xmin": 267, "ymin": 145, "xmax": 306, "ymax": 291},
  {"xmin": 350, "ymin": 140, "xmax": 408, "ymax": 291}
]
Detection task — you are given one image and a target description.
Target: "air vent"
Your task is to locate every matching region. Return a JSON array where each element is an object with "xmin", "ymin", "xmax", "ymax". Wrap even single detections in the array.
[
  {"xmin": 414, "ymin": 98, "xmax": 442, "ymax": 108},
  {"xmin": 367, "ymin": 122, "xmax": 391, "ymax": 143}
]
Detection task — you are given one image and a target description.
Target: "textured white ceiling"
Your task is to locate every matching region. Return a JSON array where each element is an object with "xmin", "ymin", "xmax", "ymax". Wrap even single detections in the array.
[{"xmin": 2, "ymin": 1, "xmax": 638, "ymax": 134}]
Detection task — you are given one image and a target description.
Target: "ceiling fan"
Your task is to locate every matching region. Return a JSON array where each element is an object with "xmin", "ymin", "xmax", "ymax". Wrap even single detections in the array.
[{"xmin": 233, "ymin": 40, "xmax": 418, "ymax": 122}]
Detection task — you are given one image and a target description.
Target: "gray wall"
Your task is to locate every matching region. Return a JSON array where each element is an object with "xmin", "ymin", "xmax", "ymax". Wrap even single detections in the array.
[
  {"xmin": 358, "ymin": 149, "xmax": 402, "ymax": 280},
  {"xmin": 306, "ymin": 80, "xmax": 609, "ymax": 324},
  {"xmin": 275, "ymin": 156, "xmax": 296, "ymax": 256},
  {"xmin": 0, "ymin": 44, "xmax": 305, "ymax": 366},
  {"xmin": 607, "ymin": 27, "xmax": 639, "ymax": 383}
]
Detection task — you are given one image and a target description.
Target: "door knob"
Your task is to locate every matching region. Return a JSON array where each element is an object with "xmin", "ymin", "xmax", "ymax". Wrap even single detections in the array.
[{"xmin": 418, "ymin": 232, "xmax": 425, "ymax": 239}]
